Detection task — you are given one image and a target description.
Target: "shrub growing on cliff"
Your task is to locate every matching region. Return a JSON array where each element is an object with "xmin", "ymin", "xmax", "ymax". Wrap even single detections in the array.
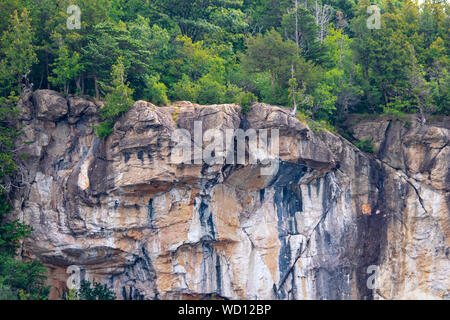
[
  {"xmin": 355, "ymin": 138, "xmax": 375, "ymax": 154},
  {"xmin": 95, "ymin": 57, "xmax": 134, "ymax": 138},
  {"xmin": 194, "ymin": 74, "xmax": 226, "ymax": 105},
  {"xmin": 79, "ymin": 280, "xmax": 116, "ymax": 300},
  {"xmin": 63, "ymin": 280, "xmax": 115, "ymax": 300},
  {"xmin": 237, "ymin": 91, "xmax": 257, "ymax": 114}
]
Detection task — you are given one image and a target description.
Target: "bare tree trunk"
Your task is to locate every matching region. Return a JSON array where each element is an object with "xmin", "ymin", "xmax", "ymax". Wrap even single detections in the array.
[
  {"xmin": 270, "ymin": 72, "xmax": 275, "ymax": 90},
  {"xmin": 94, "ymin": 75, "xmax": 99, "ymax": 100},
  {"xmin": 314, "ymin": 1, "xmax": 332, "ymax": 42},
  {"xmin": 39, "ymin": 66, "xmax": 44, "ymax": 89},
  {"xmin": 291, "ymin": 64, "xmax": 298, "ymax": 115},
  {"xmin": 295, "ymin": 0, "xmax": 299, "ymax": 56},
  {"xmin": 75, "ymin": 77, "xmax": 81, "ymax": 93},
  {"xmin": 46, "ymin": 53, "xmax": 50, "ymax": 89}
]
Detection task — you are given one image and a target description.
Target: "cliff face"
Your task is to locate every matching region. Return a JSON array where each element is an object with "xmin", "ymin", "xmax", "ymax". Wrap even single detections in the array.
[{"xmin": 12, "ymin": 89, "xmax": 449, "ymax": 300}]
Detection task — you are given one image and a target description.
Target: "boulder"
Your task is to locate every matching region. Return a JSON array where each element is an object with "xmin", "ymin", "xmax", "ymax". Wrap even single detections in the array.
[
  {"xmin": 67, "ymin": 96, "xmax": 97, "ymax": 123},
  {"xmin": 33, "ymin": 89, "xmax": 68, "ymax": 121}
]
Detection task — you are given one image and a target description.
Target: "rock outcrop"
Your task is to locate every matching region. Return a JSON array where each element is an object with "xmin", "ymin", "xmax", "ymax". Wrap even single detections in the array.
[{"xmin": 11, "ymin": 90, "xmax": 449, "ymax": 300}]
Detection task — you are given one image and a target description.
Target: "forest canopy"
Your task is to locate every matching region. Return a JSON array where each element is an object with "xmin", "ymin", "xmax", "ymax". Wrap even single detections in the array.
[{"xmin": 0, "ymin": 0, "xmax": 447, "ymax": 125}]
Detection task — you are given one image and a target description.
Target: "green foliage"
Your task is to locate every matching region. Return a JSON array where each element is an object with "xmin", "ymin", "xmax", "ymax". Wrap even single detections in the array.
[
  {"xmin": 95, "ymin": 57, "xmax": 134, "ymax": 137},
  {"xmin": 0, "ymin": 191, "xmax": 49, "ymax": 301},
  {"xmin": 240, "ymin": 29, "xmax": 297, "ymax": 91},
  {"xmin": 172, "ymin": 108, "xmax": 180, "ymax": 126},
  {"xmin": 281, "ymin": 5, "xmax": 325, "ymax": 62},
  {"xmin": 295, "ymin": 110, "xmax": 312, "ymax": 124},
  {"xmin": 63, "ymin": 280, "xmax": 116, "ymax": 300},
  {"xmin": 64, "ymin": 288, "xmax": 78, "ymax": 300},
  {"xmin": 94, "ymin": 121, "xmax": 114, "ymax": 139},
  {"xmin": 382, "ymin": 102, "xmax": 409, "ymax": 121},
  {"xmin": 78, "ymin": 280, "xmax": 116, "ymax": 300},
  {"xmin": 172, "ymin": 74, "xmax": 196, "ymax": 102},
  {"xmin": 0, "ymin": 281, "xmax": 16, "ymax": 300},
  {"xmin": 194, "ymin": 74, "xmax": 226, "ymax": 105},
  {"xmin": 309, "ymin": 119, "xmax": 337, "ymax": 135},
  {"xmin": 0, "ymin": 193, "xmax": 49, "ymax": 301},
  {"xmin": 48, "ymin": 45, "xmax": 83, "ymax": 95},
  {"xmin": 237, "ymin": 91, "xmax": 257, "ymax": 114},
  {"xmin": 0, "ymin": 9, "xmax": 37, "ymax": 88},
  {"xmin": 355, "ymin": 138, "xmax": 375, "ymax": 153},
  {"xmin": 0, "ymin": 10, "xmax": 46, "ymax": 301},
  {"xmin": 0, "ymin": 254, "xmax": 49, "ymax": 300},
  {"xmin": 143, "ymin": 74, "xmax": 169, "ymax": 106},
  {"xmin": 0, "ymin": 0, "xmax": 445, "ymax": 125},
  {"xmin": 0, "ymin": 0, "xmax": 444, "ymax": 125}
]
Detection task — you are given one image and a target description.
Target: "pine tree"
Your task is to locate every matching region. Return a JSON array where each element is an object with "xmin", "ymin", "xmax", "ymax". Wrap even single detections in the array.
[
  {"xmin": 95, "ymin": 57, "xmax": 134, "ymax": 138},
  {"xmin": 0, "ymin": 9, "xmax": 37, "ymax": 92}
]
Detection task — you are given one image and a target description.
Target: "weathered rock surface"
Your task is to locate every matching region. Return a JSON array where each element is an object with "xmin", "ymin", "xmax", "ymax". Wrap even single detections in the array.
[
  {"xmin": 32, "ymin": 90, "xmax": 68, "ymax": 121},
  {"xmin": 11, "ymin": 90, "xmax": 449, "ymax": 300}
]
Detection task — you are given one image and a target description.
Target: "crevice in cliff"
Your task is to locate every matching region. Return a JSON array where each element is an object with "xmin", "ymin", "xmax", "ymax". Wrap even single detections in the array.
[
  {"xmin": 404, "ymin": 179, "xmax": 429, "ymax": 214},
  {"xmin": 148, "ymin": 198, "xmax": 156, "ymax": 229},
  {"xmin": 377, "ymin": 158, "xmax": 430, "ymax": 215}
]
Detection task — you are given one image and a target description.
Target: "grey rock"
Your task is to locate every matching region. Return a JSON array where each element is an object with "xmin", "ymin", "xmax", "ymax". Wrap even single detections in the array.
[{"xmin": 32, "ymin": 89, "xmax": 68, "ymax": 121}]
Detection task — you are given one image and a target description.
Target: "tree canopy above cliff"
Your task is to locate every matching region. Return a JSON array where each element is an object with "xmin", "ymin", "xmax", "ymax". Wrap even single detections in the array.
[{"xmin": 0, "ymin": 0, "xmax": 448, "ymax": 123}]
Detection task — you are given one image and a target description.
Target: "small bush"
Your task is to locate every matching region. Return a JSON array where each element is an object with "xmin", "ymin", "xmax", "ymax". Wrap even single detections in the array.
[
  {"xmin": 309, "ymin": 120, "xmax": 337, "ymax": 134},
  {"xmin": 355, "ymin": 138, "xmax": 375, "ymax": 153},
  {"xmin": 94, "ymin": 121, "xmax": 114, "ymax": 138},
  {"xmin": 224, "ymin": 83, "xmax": 243, "ymax": 103},
  {"xmin": 195, "ymin": 74, "xmax": 226, "ymax": 104},
  {"xmin": 172, "ymin": 74, "xmax": 196, "ymax": 101},
  {"xmin": 295, "ymin": 110, "xmax": 312, "ymax": 124},
  {"xmin": 237, "ymin": 91, "xmax": 257, "ymax": 114},
  {"xmin": 63, "ymin": 280, "xmax": 116, "ymax": 300},
  {"xmin": 96, "ymin": 57, "xmax": 134, "ymax": 138},
  {"xmin": 172, "ymin": 108, "xmax": 180, "ymax": 126},
  {"xmin": 382, "ymin": 105, "xmax": 408, "ymax": 121},
  {"xmin": 143, "ymin": 74, "xmax": 169, "ymax": 106}
]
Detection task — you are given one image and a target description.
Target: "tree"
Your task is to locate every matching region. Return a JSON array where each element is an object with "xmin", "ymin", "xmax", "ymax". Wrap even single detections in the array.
[
  {"xmin": 241, "ymin": 29, "xmax": 297, "ymax": 90},
  {"xmin": 0, "ymin": 9, "xmax": 37, "ymax": 91},
  {"xmin": 143, "ymin": 74, "xmax": 169, "ymax": 106},
  {"xmin": 289, "ymin": 64, "xmax": 312, "ymax": 115},
  {"xmin": 81, "ymin": 22, "xmax": 124, "ymax": 99},
  {"xmin": 194, "ymin": 74, "xmax": 226, "ymax": 105},
  {"xmin": 0, "ymin": 9, "xmax": 37, "ymax": 193},
  {"xmin": 95, "ymin": 57, "xmax": 134, "ymax": 138},
  {"xmin": 312, "ymin": 0, "xmax": 333, "ymax": 42},
  {"xmin": 48, "ymin": 45, "xmax": 83, "ymax": 95},
  {"xmin": 281, "ymin": 4, "xmax": 326, "ymax": 62},
  {"xmin": 149, "ymin": 0, "xmax": 247, "ymax": 46},
  {"xmin": 322, "ymin": 26, "xmax": 362, "ymax": 117},
  {"xmin": 351, "ymin": 0, "xmax": 417, "ymax": 112}
]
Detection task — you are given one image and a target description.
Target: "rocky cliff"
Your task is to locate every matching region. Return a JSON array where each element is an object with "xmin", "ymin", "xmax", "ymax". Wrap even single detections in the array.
[{"xmin": 11, "ymin": 89, "xmax": 449, "ymax": 300}]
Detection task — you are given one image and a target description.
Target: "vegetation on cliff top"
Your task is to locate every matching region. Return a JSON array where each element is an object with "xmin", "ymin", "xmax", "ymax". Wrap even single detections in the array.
[
  {"xmin": 0, "ymin": 0, "xmax": 448, "ymax": 299},
  {"xmin": 0, "ymin": 0, "xmax": 447, "ymax": 127}
]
